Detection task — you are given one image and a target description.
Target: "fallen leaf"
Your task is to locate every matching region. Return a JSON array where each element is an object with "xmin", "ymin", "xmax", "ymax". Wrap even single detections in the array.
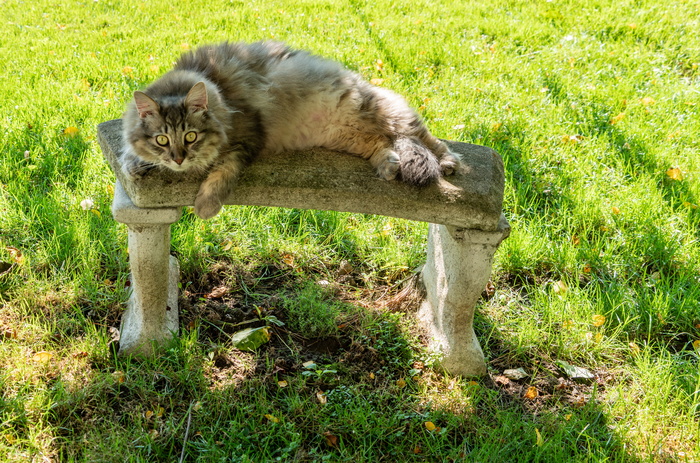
[
  {"xmin": 611, "ymin": 206, "xmax": 621, "ymax": 215},
  {"xmin": 145, "ymin": 410, "xmax": 154, "ymax": 420},
  {"xmin": 592, "ymin": 314, "xmax": 606, "ymax": 327},
  {"xmin": 610, "ymin": 113, "xmax": 626, "ymax": 124},
  {"xmin": 370, "ymin": 78, "xmax": 384, "ymax": 86},
  {"xmin": 278, "ymin": 380, "xmax": 288, "ymax": 388},
  {"xmin": 552, "ymin": 280, "xmax": 568, "ymax": 294},
  {"xmin": 205, "ymin": 285, "xmax": 228, "ymax": 299},
  {"xmin": 32, "ymin": 351, "xmax": 53, "ymax": 363},
  {"xmin": 230, "ymin": 326, "xmax": 270, "ymax": 351},
  {"xmin": 629, "ymin": 342, "xmax": 641, "ymax": 354},
  {"xmin": 666, "ymin": 167, "xmax": 684, "ymax": 181},
  {"xmin": 264, "ymin": 414, "xmax": 279, "ymax": 424},
  {"xmin": 535, "ymin": 428, "xmax": 544, "ymax": 447},
  {"xmin": 323, "ymin": 431, "xmax": 339, "ymax": 447},
  {"xmin": 503, "ymin": 368, "xmax": 528, "ymax": 380},
  {"xmin": 556, "ymin": 360, "xmax": 595, "ymax": 383},
  {"xmin": 281, "ymin": 253, "xmax": 295, "ymax": 266},
  {"xmin": 396, "ymin": 378, "xmax": 407, "ymax": 388},
  {"xmin": 121, "ymin": 66, "xmax": 134, "ymax": 76},
  {"xmin": 641, "ymin": 97, "xmax": 656, "ymax": 106},
  {"xmin": 63, "ymin": 126, "xmax": 80, "ymax": 137},
  {"xmin": 112, "ymin": 371, "xmax": 126, "ymax": 383},
  {"xmin": 316, "ymin": 390, "xmax": 327, "ymax": 404},
  {"xmin": 413, "ymin": 445, "xmax": 422, "ymax": 454},
  {"xmin": 6, "ymin": 247, "xmax": 24, "ymax": 264},
  {"xmin": 303, "ymin": 360, "xmax": 316, "ymax": 369},
  {"xmin": 693, "ymin": 340, "xmax": 700, "ymax": 350},
  {"xmin": 424, "ymin": 421, "xmax": 436, "ymax": 432},
  {"xmin": 148, "ymin": 429, "xmax": 159, "ymax": 439},
  {"xmin": 524, "ymin": 386, "xmax": 539, "ymax": 400}
]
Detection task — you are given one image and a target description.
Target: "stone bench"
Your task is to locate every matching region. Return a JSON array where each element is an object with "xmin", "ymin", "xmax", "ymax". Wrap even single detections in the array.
[{"xmin": 97, "ymin": 119, "xmax": 510, "ymax": 377}]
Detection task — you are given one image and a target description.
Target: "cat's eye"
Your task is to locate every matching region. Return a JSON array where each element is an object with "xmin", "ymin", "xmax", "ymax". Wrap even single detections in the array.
[
  {"xmin": 155, "ymin": 135, "xmax": 169, "ymax": 146},
  {"xmin": 184, "ymin": 131, "xmax": 197, "ymax": 143}
]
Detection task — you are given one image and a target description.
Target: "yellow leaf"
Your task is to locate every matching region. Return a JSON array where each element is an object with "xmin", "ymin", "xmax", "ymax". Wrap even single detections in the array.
[
  {"xmin": 375, "ymin": 59, "xmax": 384, "ymax": 70},
  {"xmin": 693, "ymin": 340, "xmax": 700, "ymax": 350},
  {"xmin": 149, "ymin": 429, "xmax": 159, "ymax": 439},
  {"xmin": 562, "ymin": 320, "xmax": 574, "ymax": 330},
  {"xmin": 121, "ymin": 66, "xmax": 134, "ymax": 76},
  {"xmin": 535, "ymin": 428, "xmax": 544, "ymax": 447},
  {"xmin": 32, "ymin": 351, "xmax": 53, "ymax": 363},
  {"xmin": 611, "ymin": 206, "xmax": 621, "ymax": 215},
  {"xmin": 592, "ymin": 314, "xmax": 606, "ymax": 327},
  {"xmin": 641, "ymin": 97, "xmax": 656, "ymax": 106},
  {"xmin": 468, "ymin": 380, "xmax": 479, "ymax": 387},
  {"xmin": 222, "ymin": 239, "xmax": 234, "ymax": 251},
  {"xmin": 396, "ymin": 378, "xmax": 407, "ymax": 388},
  {"xmin": 369, "ymin": 372, "xmax": 375, "ymax": 380},
  {"xmin": 63, "ymin": 126, "xmax": 79, "ymax": 137},
  {"xmin": 155, "ymin": 407, "xmax": 164, "ymax": 418},
  {"xmin": 316, "ymin": 390, "xmax": 327, "ymax": 404},
  {"xmin": 629, "ymin": 342, "xmax": 641, "ymax": 354},
  {"xmin": 424, "ymin": 421, "xmax": 436, "ymax": 432},
  {"xmin": 145, "ymin": 410, "xmax": 154, "ymax": 420},
  {"xmin": 282, "ymin": 253, "xmax": 295, "ymax": 266},
  {"xmin": 370, "ymin": 78, "xmax": 384, "ymax": 86},
  {"xmin": 264, "ymin": 414, "xmax": 279, "ymax": 423},
  {"xmin": 277, "ymin": 380, "xmax": 288, "ymax": 388},
  {"xmin": 610, "ymin": 113, "xmax": 626, "ymax": 125},
  {"xmin": 524, "ymin": 386, "xmax": 538, "ymax": 400},
  {"xmin": 666, "ymin": 167, "xmax": 683, "ymax": 181},
  {"xmin": 180, "ymin": 43, "xmax": 191, "ymax": 51},
  {"xmin": 564, "ymin": 414, "xmax": 572, "ymax": 421},
  {"xmin": 6, "ymin": 247, "xmax": 24, "ymax": 264}
]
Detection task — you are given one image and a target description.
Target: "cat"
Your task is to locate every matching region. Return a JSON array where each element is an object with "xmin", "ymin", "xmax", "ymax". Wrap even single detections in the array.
[{"xmin": 121, "ymin": 41, "xmax": 460, "ymax": 219}]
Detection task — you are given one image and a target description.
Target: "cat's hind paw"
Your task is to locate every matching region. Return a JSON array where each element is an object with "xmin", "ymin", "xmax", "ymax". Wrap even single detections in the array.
[
  {"xmin": 439, "ymin": 150, "xmax": 460, "ymax": 176},
  {"xmin": 374, "ymin": 149, "xmax": 401, "ymax": 181},
  {"xmin": 194, "ymin": 192, "xmax": 223, "ymax": 220}
]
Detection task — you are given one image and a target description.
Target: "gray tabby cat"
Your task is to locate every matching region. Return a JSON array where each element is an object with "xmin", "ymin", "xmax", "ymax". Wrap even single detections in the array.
[{"xmin": 121, "ymin": 41, "xmax": 460, "ymax": 219}]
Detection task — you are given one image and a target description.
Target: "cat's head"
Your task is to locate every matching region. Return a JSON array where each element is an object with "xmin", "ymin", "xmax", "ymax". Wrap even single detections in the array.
[{"xmin": 126, "ymin": 81, "xmax": 226, "ymax": 172}]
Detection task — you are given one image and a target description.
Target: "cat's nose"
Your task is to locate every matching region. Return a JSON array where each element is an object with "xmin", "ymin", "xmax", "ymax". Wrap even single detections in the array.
[{"xmin": 174, "ymin": 158, "xmax": 184, "ymax": 165}]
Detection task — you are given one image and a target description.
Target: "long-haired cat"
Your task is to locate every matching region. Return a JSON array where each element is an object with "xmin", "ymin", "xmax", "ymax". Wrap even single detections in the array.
[{"xmin": 121, "ymin": 41, "xmax": 460, "ymax": 219}]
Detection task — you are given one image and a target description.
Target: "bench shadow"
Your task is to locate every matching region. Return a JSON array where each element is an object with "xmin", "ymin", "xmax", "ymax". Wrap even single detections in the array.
[{"xmin": 40, "ymin": 247, "xmax": 643, "ymax": 461}]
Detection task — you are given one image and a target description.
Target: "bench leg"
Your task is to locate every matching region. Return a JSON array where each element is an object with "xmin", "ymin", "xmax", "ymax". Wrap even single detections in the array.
[
  {"xmin": 111, "ymin": 181, "xmax": 183, "ymax": 355},
  {"xmin": 418, "ymin": 215, "xmax": 510, "ymax": 377}
]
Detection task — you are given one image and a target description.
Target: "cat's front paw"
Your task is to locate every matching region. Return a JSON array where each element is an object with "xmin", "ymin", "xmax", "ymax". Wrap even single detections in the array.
[
  {"xmin": 121, "ymin": 158, "xmax": 155, "ymax": 180},
  {"xmin": 194, "ymin": 192, "xmax": 223, "ymax": 220}
]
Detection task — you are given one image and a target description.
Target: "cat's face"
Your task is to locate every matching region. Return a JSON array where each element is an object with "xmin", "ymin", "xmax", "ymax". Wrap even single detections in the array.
[{"xmin": 127, "ymin": 82, "xmax": 226, "ymax": 172}]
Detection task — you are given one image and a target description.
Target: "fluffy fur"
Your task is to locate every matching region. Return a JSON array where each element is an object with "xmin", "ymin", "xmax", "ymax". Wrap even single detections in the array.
[{"xmin": 121, "ymin": 41, "xmax": 459, "ymax": 219}]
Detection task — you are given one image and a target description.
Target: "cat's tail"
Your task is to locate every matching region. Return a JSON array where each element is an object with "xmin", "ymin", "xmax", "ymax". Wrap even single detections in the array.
[{"xmin": 393, "ymin": 136, "xmax": 442, "ymax": 186}]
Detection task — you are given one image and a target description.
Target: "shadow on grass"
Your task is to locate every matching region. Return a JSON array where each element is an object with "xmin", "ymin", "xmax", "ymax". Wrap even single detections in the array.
[{"xmin": 30, "ymin": 260, "xmax": 644, "ymax": 462}]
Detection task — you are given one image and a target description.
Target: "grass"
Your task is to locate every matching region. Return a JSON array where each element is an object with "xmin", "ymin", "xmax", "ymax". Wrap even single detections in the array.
[{"xmin": 1, "ymin": 0, "xmax": 699, "ymax": 461}]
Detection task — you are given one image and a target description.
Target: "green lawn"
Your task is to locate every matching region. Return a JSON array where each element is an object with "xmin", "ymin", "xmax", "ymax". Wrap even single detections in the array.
[{"xmin": 1, "ymin": 0, "xmax": 699, "ymax": 461}]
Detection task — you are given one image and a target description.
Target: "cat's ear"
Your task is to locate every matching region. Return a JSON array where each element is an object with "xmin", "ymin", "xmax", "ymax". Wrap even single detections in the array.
[
  {"xmin": 134, "ymin": 91, "xmax": 159, "ymax": 118},
  {"xmin": 185, "ymin": 82, "xmax": 208, "ymax": 112}
]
